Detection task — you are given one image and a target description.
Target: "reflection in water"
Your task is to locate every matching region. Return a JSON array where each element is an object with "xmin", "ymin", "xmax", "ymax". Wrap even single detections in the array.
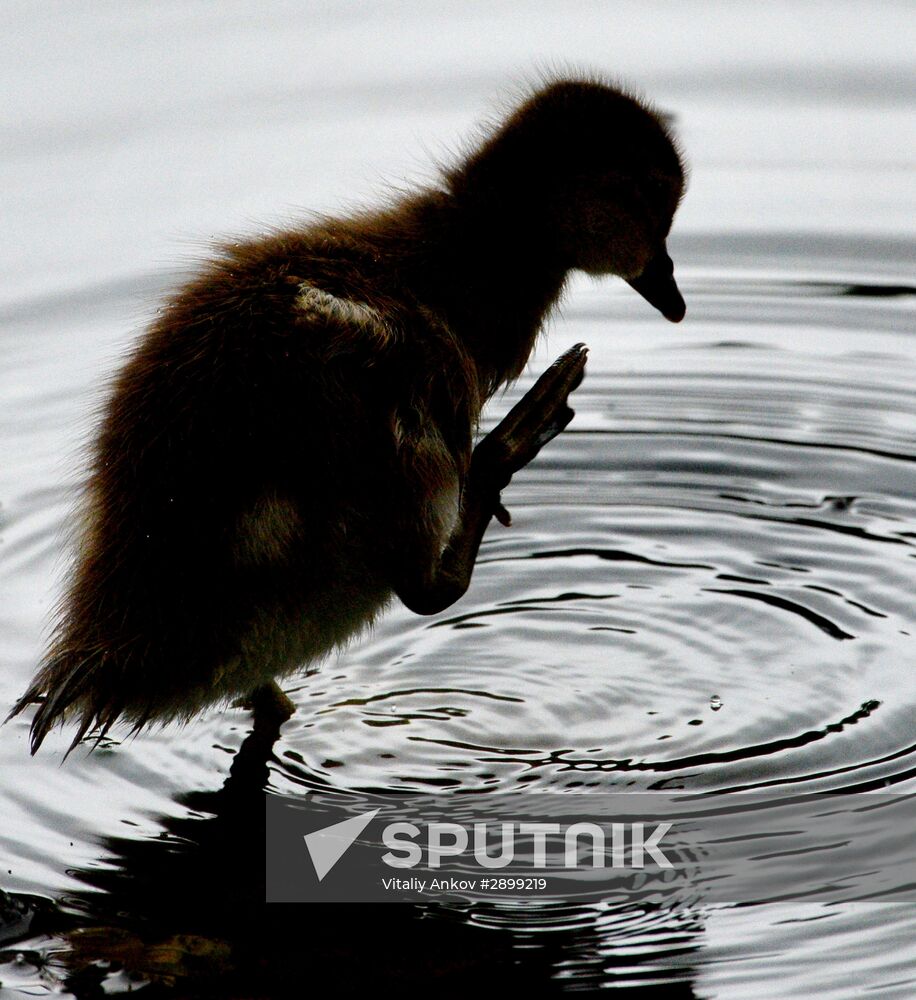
[{"xmin": 3, "ymin": 718, "xmax": 701, "ymax": 996}]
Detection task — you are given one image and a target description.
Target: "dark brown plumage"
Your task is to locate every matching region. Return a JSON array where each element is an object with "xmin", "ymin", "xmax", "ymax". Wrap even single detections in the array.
[{"xmin": 9, "ymin": 77, "xmax": 686, "ymax": 754}]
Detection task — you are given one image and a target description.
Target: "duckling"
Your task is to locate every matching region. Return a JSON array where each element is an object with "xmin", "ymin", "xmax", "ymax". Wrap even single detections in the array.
[{"xmin": 9, "ymin": 77, "xmax": 686, "ymax": 754}]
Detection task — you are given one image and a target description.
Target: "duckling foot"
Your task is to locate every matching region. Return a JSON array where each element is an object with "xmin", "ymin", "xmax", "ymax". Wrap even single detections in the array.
[
  {"xmin": 233, "ymin": 681, "xmax": 295, "ymax": 725},
  {"xmin": 472, "ymin": 343, "xmax": 588, "ymax": 506}
]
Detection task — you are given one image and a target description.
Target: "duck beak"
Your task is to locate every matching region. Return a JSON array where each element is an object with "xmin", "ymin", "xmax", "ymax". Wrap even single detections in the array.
[{"xmin": 626, "ymin": 247, "xmax": 686, "ymax": 323}]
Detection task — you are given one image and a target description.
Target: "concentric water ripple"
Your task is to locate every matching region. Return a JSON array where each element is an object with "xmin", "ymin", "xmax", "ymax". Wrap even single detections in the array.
[
  {"xmin": 270, "ymin": 271, "xmax": 915, "ymax": 806},
  {"xmin": 251, "ymin": 265, "xmax": 916, "ymax": 992}
]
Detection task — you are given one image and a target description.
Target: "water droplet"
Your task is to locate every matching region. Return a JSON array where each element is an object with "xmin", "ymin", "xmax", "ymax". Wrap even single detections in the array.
[{"xmin": 710, "ymin": 695, "xmax": 723, "ymax": 711}]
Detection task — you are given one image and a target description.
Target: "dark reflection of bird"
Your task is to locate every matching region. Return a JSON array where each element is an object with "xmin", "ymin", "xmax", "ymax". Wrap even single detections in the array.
[
  {"xmin": 9, "ymin": 76, "xmax": 686, "ymax": 753},
  {"xmin": 36, "ymin": 714, "xmax": 703, "ymax": 997}
]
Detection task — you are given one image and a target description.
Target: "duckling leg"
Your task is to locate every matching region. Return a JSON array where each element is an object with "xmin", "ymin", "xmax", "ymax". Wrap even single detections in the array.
[
  {"xmin": 394, "ymin": 343, "xmax": 587, "ymax": 616},
  {"xmin": 233, "ymin": 680, "xmax": 295, "ymax": 725}
]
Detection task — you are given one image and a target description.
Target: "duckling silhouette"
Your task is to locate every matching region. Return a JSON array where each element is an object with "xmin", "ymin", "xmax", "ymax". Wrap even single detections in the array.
[{"xmin": 9, "ymin": 77, "xmax": 686, "ymax": 754}]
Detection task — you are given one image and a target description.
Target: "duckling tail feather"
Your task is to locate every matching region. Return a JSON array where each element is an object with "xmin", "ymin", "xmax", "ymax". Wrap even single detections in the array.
[{"xmin": 6, "ymin": 648, "xmax": 126, "ymax": 757}]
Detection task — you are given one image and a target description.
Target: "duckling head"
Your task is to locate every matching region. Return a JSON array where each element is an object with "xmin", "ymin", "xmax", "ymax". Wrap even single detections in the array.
[{"xmin": 451, "ymin": 78, "xmax": 687, "ymax": 322}]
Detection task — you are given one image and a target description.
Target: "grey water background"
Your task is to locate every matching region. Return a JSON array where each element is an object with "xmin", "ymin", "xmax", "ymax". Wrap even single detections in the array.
[{"xmin": 1, "ymin": 1, "xmax": 914, "ymax": 996}]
